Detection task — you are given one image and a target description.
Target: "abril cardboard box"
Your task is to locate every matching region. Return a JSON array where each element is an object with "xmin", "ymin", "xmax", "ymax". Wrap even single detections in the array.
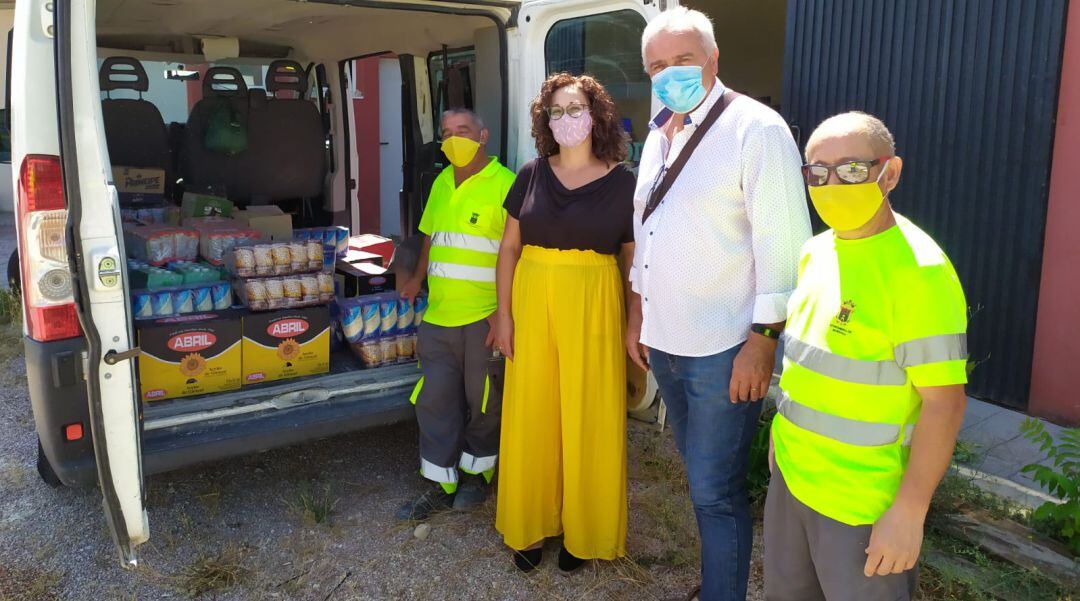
[
  {"xmin": 113, "ymin": 166, "xmax": 166, "ymax": 205},
  {"xmin": 137, "ymin": 310, "xmax": 243, "ymax": 401},
  {"xmin": 242, "ymin": 306, "xmax": 330, "ymax": 385}
]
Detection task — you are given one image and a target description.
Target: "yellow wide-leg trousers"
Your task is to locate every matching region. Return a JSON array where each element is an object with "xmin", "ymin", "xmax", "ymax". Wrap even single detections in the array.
[{"xmin": 495, "ymin": 245, "xmax": 627, "ymax": 560}]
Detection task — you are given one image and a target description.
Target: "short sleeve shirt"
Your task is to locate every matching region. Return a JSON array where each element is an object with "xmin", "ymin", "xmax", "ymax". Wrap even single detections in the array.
[
  {"xmin": 504, "ymin": 158, "xmax": 635, "ymax": 255},
  {"xmin": 418, "ymin": 158, "xmax": 516, "ymax": 327}
]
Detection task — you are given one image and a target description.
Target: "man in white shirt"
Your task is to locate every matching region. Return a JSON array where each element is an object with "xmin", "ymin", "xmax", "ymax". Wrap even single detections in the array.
[{"xmin": 629, "ymin": 8, "xmax": 811, "ymax": 601}]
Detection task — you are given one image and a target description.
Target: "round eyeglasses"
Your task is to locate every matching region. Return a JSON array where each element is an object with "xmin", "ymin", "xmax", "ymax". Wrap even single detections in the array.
[{"xmin": 545, "ymin": 102, "xmax": 589, "ymax": 121}]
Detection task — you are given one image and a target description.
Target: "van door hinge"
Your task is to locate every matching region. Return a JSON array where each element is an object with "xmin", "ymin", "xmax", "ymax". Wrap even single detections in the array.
[
  {"xmin": 97, "ymin": 256, "xmax": 121, "ymax": 289},
  {"xmin": 103, "ymin": 347, "xmax": 141, "ymax": 365},
  {"xmin": 81, "ymin": 351, "xmax": 89, "ymax": 380}
]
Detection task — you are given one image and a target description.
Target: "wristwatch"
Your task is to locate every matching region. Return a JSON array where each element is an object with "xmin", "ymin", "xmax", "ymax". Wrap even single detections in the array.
[{"xmin": 751, "ymin": 323, "xmax": 782, "ymax": 340}]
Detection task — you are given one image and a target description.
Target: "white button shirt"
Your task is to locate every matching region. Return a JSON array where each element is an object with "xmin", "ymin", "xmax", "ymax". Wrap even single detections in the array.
[{"xmin": 632, "ymin": 79, "xmax": 812, "ymax": 357}]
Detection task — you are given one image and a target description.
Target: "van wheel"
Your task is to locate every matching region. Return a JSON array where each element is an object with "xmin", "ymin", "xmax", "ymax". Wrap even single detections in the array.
[
  {"xmin": 36, "ymin": 439, "xmax": 62, "ymax": 487},
  {"xmin": 8, "ymin": 249, "xmax": 20, "ymax": 293}
]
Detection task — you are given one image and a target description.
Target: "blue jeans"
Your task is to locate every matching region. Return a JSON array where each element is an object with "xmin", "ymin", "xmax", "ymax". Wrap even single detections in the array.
[{"xmin": 650, "ymin": 344, "xmax": 762, "ymax": 601}]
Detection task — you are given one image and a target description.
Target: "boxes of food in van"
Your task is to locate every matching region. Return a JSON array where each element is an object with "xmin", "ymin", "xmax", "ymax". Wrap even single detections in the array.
[
  {"xmin": 233, "ymin": 205, "xmax": 293, "ymax": 242},
  {"xmin": 113, "ymin": 166, "xmax": 166, "ymax": 205},
  {"xmin": 228, "ymin": 240, "xmax": 326, "ymax": 278},
  {"xmin": 295, "ymin": 226, "xmax": 349, "ymax": 258},
  {"xmin": 236, "ymin": 273, "xmax": 334, "ymax": 312},
  {"xmin": 181, "ymin": 192, "xmax": 234, "ymax": 219},
  {"xmin": 120, "ymin": 204, "xmax": 180, "ymax": 225},
  {"xmin": 123, "ymin": 225, "xmax": 199, "ymax": 266},
  {"xmin": 242, "ymin": 306, "xmax": 330, "ymax": 385},
  {"xmin": 348, "ymin": 233, "xmax": 395, "ymax": 266},
  {"xmin": 131, "ymin": 281, "xmax": 233, "ymax": 319},
  {"xmin": 338, "ymin": 293, "xmax": 421, "ymax": 369},
  {"xmin": 136, "ymin": 310, "xmax": 243, "ymax": 401},
  {"xmin": 335, "ymin": 258, "xmax": 396, "ymax": 297}
]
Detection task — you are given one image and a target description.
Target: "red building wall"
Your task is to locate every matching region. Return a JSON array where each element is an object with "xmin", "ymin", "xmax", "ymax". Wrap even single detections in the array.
[
  {"xmin": 1030, "ymin": 0, "xmax": 1080, "ymax": 426},
  {"xmin": 352, "ymin": 57, "xmax": 384, "ymax": 234}
]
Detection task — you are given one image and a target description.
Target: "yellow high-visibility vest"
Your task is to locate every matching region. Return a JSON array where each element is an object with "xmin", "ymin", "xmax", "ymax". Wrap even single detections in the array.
[
  {"xmin": 418, "ymin": 158, "xmax": 515, "ymax": 327},
  {"xmin": 773, "ymin": 214, "xmax": 968, "ymax": 526}
]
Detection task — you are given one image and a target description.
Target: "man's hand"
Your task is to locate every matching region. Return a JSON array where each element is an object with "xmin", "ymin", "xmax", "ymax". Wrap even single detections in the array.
[
  {"xmin": 863, "ymin": 501, "xmax": 925, "ymax": 577},
  {"xmin": 484, "ymin": 314, "xmax": 497, "ymax": 348},
  {"xmin": 626, "ymin": 300, "xmax": 649, "ymax": 371},
  {"xmin": 400, "ymin": 276, "xmax": 423, "ymax": 301},
  {"xmin": 729, "ymin": 332, "xmax": 777, "ymax": 402},
  {"xmin": 492, "ymin": 311, "xmax": 515, "ymax": 361}
]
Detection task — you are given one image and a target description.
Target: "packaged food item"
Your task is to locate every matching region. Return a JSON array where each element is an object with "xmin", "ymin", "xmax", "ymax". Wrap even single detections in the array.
[
  {"xmin": 133, "ymin": 292, "xmax": 153, "ymax": 319},
  {"xmin": 379, "ymin": 336, "xmax": 399, "ymax": 364},
  {"xmin": 193, "ymin": 285, "xmax": 214, "ymax": 312},
  {"xmin": 253, "ymin": 244, "xmax": 274, "ymax": 276},
  {"xmin": 397, "ymin": 297, "xmax": 415, "ymax": 335},
  {"xmin": 242, "ymin": 307, "xmax": 330, "ymax": 384},
  {"xmin": 151, "ymin": 290, "xmax": 173, "ymax": 317},
  {"xmin": 200, "ymin": 229, "xmax": 259, "ymax": 265},
  {"xmin": 379, "ymin": 298, "xmax": 397, "ymax": 337},
  {"xmin": 283, "ymin": 277, "xmax": 303, "ymax": 307},
  {"xmin": 211, "ymin": 282, "xmax": 232, "ymax": 310},
  {"xmin": 300, "ymin": 275, "xmax": 319, "ymax": 303},
  {"xmin": 264, "ymin": 278, "xmax": 286, "ymax": 310},
  {"xmin": 294, "ymin": 229, "xmax": 310, "ymax": 241},
  {"xmin": 335, "ymin": 227, "xmax": 350, "ymax": 258},
  {"xmin": 322, "ymin": 228, "xmax": 337, "ymax": 249},
  {"xmin": 322, "ymin": 244, "xmax": 336, "ymax": 272},
  {"xmin": 245, "ymin": 279, "xmax": 269, "ymax": 311},
  {"xmin": 413, "ymin": 295, "xmax": 427, "ymax": 328},
  {"xmin": 396, "ymin": 334, "xmax": 416, "ymax": 361},
  {"xmin": 174, "ymin": 229, "xmax": 199, "ymax": 261},
  {"xmin": 172, "ymin": 288, "xmax": 194, "ymax": 314},
  {"xmin": 137, "ymin": 310, "xmax": 243, "ymax": 401},
  {"xmin": 361, "ymin": 301, "xmax": 381, "ymax": 340},
  {"xmin": 317, "ymin": 273, "xmax": 335, "ymax": 302},
  {"xmin": 341, "ymin": 303, "xmax": 363, "ymax": 343},
  {"xmin": 290, "ymin": 242, "xmax": 308, "ymax": 272},
  {"xmin": 355, "ymin": 340, "xmax": 383, "ymax": 368},
  {"xmin": 125, "ymin": 225, "xmax": 175, "ymax": 266},
  {"xmin": 234, "ymin": 246, "xmax": 256, "ymax": 277},
  {"xmin": 272, "ymin": 244, "xmax": 292, "ymax": 275},
  {"xmin": 306, "ymin": 240, "xmax": 324, "ymax": 271}
]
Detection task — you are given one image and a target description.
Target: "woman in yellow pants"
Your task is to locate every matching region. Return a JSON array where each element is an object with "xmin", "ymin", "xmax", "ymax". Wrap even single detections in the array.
[{"xmin": 492, "ymin": 73, "xmax": 636, "ymax": 572}]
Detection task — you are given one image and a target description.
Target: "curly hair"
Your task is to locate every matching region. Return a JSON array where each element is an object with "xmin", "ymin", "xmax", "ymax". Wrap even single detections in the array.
[{"xmin": 530, "ymin": 72, "xmax": 629, "ymax": 164}]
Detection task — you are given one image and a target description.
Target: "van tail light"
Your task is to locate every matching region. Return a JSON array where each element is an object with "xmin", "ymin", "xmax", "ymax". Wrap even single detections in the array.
[{"xmin": 17, "ymin": 155, "xmax": 81, "ymax": 341}]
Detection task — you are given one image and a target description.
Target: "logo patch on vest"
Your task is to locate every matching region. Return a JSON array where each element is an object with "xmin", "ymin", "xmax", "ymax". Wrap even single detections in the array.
[
  {"xmin": 831, "ymin": 300, "xmax": 856, "ymax": 335},
  {"xmin": 469, "ymin": 212, "xmax": 480, "ymax": 225}
]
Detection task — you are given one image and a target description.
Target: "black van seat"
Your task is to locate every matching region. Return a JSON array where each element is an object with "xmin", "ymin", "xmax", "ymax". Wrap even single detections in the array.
[
  {"xmin": 232, "ymin": 60, "xmax": 325, "ymax": 202},
  {"xmin": 180, "ymin": 67, "xmax": 250, "ymax": 194},
  {"xmin": 100, "ymin": 57, "xmax": 171, "ymax": 179}
]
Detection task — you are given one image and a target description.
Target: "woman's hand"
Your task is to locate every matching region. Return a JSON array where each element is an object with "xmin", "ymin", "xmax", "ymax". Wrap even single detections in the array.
[{"xmin": 492, "ymin": 310, "xmax": 515, "ymax": 361}]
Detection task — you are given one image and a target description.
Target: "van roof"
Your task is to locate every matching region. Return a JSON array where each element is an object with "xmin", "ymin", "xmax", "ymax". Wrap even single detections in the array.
[{"xmin": 97, "ymin": 0, "xmax": 518, "ymax": 59}]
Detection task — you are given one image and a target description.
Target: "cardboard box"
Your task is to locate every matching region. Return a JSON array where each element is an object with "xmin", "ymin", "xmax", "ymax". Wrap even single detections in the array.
[
  {"xmin": 181, "ymin": 192, "xmax": 234, "ymax": 219},
  {"xmin": 232, "ymin": 205, "xmax": 293, "ymax": 242},
  {"xmin": 242, "ymin": 306, "xmax": 330, "ymax": 385},
  {"xmin": 113, "ymin": 166, "xmax": 166, "ymax": 205},
  {"xmin": 137, "ymin": 310, "xmax": 243, "ymax": 401},
  {"xmin": 348, "ymin": 234, "xmax": 394, "ymax": 266},
  {"xmin": 336, "ymin": 259, "xmax": 396, "ymax": 297}
]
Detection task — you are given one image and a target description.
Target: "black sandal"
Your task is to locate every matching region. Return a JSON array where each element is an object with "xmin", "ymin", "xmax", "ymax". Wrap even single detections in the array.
[{"xmin": 513, "ymin": 548, "xmax": 543, "ymax": 573}]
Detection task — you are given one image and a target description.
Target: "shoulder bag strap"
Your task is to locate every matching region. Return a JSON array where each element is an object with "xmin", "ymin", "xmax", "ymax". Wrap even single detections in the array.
[{"xmin": 641, "ymin": 89, "xmax": 742, "ymax": 224}]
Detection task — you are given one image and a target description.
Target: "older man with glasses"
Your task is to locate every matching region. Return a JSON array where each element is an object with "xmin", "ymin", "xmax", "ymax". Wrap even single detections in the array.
[
  {"xmin": 765, "ymin": 111, "xmax": 968, "ymax": 601},
  {"xmin": 629, "ymin": 7, "xmax": 811, "ymax": 601}
]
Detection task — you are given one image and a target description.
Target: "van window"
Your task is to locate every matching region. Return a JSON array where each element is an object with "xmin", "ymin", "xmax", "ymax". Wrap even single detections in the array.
[{"xmin": 544, "ymin": 10, "xmax": 650, "ymax": 162}]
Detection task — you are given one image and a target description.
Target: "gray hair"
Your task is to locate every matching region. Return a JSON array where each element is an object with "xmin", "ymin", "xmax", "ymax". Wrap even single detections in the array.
[
  {"xmin": 441, "ymin": 108, "xmax": 485, "ymax": 131},
  {"xmin": 806, "ymin": 111, "xmax": 896, "ymax": 158},
  {"xmin": 641, "ymin": 7, "xmax": 718, "ymax": 65}
]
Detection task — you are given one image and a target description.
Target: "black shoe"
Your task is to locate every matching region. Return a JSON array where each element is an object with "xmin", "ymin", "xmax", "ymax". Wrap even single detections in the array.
[
  {"xmin": 452, "ymin": 473, "xmax": 489, "ymax": 510},
  {"xmin": 394, "ymin": 487, "xmax": 454, "ymax": 521},
  {"xmin": 513, "ymin": 548, "xmax": 543, "ymax": 573},
  {"xmin": 557, "ymin": 546, "xmax": 586, "ymax": 572}
]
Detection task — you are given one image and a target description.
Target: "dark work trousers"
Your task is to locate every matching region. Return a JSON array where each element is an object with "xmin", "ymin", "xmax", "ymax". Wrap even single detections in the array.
[{"xmin": 412, "ymin": 318, "xmax": 504, "ymax": 485}]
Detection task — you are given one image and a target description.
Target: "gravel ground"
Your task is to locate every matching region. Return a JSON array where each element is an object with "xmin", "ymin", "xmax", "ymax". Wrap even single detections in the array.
[{"xmin": 0, "ymin": 345, "xmax": 767, "ymax": 600}]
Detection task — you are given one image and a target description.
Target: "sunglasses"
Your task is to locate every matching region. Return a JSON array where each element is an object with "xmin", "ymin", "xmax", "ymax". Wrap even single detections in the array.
[
  {"xmin": 801, "ymin": 156, "xmax": 891, "ymax": 186},
  {"xmin": 545, "ymin": 102, "xmax": 589, "ymax": 121}
]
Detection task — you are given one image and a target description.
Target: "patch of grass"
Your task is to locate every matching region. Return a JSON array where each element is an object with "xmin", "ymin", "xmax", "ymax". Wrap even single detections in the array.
[
  {"xmin": 627, "ymin": 424, "xmax": 699, "ymax": 570},
  {"xmin": 952, "ymin": 439, "xmax": 983, "ymax": 466},
  {"xmin": 930, "ymin": 470, "xmax": 1027, "ymax": 523},
  {"xmin": 285, "ymin": 482, "xmax": 339, "ymax": 525},
  {"xmin": 178, "ymin": 544, "xmax": 248, "ymax": 598},
  {"xmin": 0, "ymin": 288, "xmax": 22, "ymax": 365},
  {"xmin": 0, "ymin": 565, "xmax": 62, "ymax": 601}
]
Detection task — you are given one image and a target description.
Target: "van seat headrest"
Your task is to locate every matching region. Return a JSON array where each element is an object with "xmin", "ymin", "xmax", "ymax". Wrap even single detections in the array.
[
  {"xmin": 266, "ymin": 60, "xmax": 307, "ymax": 98},
  {"xmin": 202, "ymin": 67, "xmax": 248, "ymax": 97},
  {"xmin": 100, "ymin": 57, "xmax": 150, "ymax": 93}
]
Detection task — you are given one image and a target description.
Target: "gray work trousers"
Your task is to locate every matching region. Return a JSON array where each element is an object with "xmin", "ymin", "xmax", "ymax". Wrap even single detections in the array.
[
  {"xmin": 764, "ymin": 467, "xmax": 918, "ymax": 601},
  {"xmin": 413, "ymin": 318, "xmax": 503, "ymax": 485}
]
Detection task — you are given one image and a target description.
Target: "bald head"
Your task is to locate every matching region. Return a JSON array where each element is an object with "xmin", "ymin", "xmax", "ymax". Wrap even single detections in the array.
[{"xmin": 806, "ymin": 112, "xmax": 896, "ymax": 161}]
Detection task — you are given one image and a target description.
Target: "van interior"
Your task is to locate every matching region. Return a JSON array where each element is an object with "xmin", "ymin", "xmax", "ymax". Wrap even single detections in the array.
[{"xmin": 94, "ymin": 0, "xmax": 509, "ymax": 431}]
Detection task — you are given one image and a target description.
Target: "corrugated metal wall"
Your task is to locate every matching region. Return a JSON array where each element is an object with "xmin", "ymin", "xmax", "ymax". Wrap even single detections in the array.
[{"xmin": 782, "ymin": 0, "xmax": 1069, "ymax": 408}]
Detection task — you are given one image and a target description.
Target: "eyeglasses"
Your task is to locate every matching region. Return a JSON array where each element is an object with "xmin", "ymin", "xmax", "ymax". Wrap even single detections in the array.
[
  {"xmin": 801, "ymin": 156, "xmax": 891, "ymax": 186},
  {"xmin": 545, "ymin": 102, "xmax": 589, "ymax": 120}
]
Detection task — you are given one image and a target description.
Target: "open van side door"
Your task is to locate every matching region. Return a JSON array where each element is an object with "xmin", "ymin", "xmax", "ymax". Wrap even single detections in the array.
[{"xmin": 52, "ymin": 0, "xmax": 147, "ymax": 566}]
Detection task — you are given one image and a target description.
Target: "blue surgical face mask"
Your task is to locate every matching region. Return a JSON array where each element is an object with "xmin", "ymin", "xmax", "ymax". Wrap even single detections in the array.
[{"xmin": 651, "ymin": 63, "xmax": 708, "ymax": 114}]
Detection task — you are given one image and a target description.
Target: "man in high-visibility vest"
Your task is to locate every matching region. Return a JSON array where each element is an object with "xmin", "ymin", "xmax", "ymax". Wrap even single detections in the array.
[
  {"xmin": 765, "ymin": 112, "xmax": 969, "ymax": 601},
  {"xmin": 396, "ymin": 108, "xmax": 515, "ymax": 521}
]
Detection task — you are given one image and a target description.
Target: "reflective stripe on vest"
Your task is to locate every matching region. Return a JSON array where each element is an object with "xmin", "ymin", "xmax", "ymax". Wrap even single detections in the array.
[
  {"xmin": 777, "ymin": 390, "xmax": 914, "ymax": 447},
  {"xmin": 431, "ymin": 231, "xmax": 500, "ymax": 254},
  {"xmin": 428, "ymin": 261, "xmax": 496, "ymax": 283},
  {"xmin": 784, "ymin": 334, "xmax": 907, "ymax": 386},
  {"xmin": 894, "ymin": 334, "xmax": 968, "ymax": 368}
]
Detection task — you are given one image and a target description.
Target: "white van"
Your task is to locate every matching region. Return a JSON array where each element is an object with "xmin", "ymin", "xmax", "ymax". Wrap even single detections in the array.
[{"xmin": 11, "ymin": 0, "xmax": 666, "ymax": 566}]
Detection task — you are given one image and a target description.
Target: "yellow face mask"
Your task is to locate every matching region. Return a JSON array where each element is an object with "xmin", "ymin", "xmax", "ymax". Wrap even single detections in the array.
[
  {"xmin": 440, "ymin": 136, "xmax": 481, "ymax": 168},
  {"xmin": 807, "ymin": 160, "xmax": 890, "ymax": 231}
]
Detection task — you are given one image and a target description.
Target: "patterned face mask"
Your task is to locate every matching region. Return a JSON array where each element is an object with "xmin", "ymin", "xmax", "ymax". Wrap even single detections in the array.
[{"xmin": 549, "ymin": 110, "xmax": 593, "ymax": 148}]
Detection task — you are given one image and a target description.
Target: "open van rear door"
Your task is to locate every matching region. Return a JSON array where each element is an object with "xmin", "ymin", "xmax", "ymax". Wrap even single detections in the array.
[{"xmin": 53, "ymin": 0, "xmax": 147, "ymax": 566}]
